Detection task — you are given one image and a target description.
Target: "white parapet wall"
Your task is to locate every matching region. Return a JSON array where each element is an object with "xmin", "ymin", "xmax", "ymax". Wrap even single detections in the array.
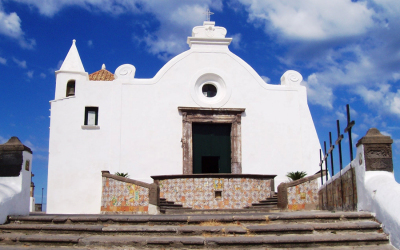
[
  {"xmin": 355, "ymin": 143, "xmax": 400, "ymax": 249},
  {"xmin": 0, "ymin": 137, "xmax": 33, "ymax": 224}
]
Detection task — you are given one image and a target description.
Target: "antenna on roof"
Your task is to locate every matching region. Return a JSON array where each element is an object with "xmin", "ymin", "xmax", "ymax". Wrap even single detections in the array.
[{"xmin": 204, "ymin": 8, "xmax": 214, "ymax": 21}]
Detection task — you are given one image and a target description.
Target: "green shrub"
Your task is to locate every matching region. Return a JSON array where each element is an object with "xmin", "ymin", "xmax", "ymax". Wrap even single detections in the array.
[
  {"xmin": 286, "ymin": 171, "xmax": 307, "ymax": 181},
  {"xmin": 115, "ymin": 172, "xmax": 129, "ymax": 178}
]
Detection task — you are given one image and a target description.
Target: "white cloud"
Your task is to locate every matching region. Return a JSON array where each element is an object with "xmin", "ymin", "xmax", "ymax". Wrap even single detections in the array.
[
  {"xmin": 231, "ymin": 33, "xmax": 242, "ymax": 49},
  {"xmin": 381, "ymin": 131, "xmax": 392, "ymax": 137},
  {"xmin": 13, "ymin": 0, "xmax": 223, "ymax": 58},
  {"xmin": 356, "ymin": 84, "xmax": 400, "ymax": 116},
  {"xmin": 0, "ymin": 11, "xmax": 23, "ymax": 38},
  {"xmin": 33, "ymin": 154, "xmax": 48, "ymax": 161},
  {"xmin": 301, "ymin": 73, "xmax": 334, "ymax": 109},
  {"xmin": 56, "ymin": 60, "xmax": 63, "ymax": 70},
  {"xmin": 139, "ymin": 2, "xmax": 223, "ymax": 59},
  {"xmin": 261, "ymin": 75, "xmax": 270, "ymax": 84},
  {"xmin": 0, "ymin": 9, "xmax": 35, "ymax": 49},
  {"xmin": 22, "ymin": 139, "xmax": 47, "ymax": 153},
  {"xmin": 27, "ymin": 70, "xmax": 33, "ymax": 78},
  {"xmin": 0, "ymin": 135, "xmax": 7, "ymax": 144},
  {"xmin": 23, "ymin": 140, "xmax": 35, "ymax": 151},
  {"xmin": 352, "ymin": 132, "xmax": 359, "ymax": 142},
  {"xmin": 12, "ymin": 57, "xmax": 26, "ymax": 68},
  {"xmin": 12, "ymin": 0, "xmax": 141, "ymax": 17},
  {"xmin": 0, "ymin": 56, "xmax": 6, "ymax": 65},
  {"xmin": 236, "ymin": 0, "xmax": 375, "ymax": 41},
  {"xmin": 335, "ymin": 111, "xmax": 346, "ymax": 121},
  {"xmin": 87, "ymin": 40, "xmax": 93, "ymax": 48},
  {"xmin": 232, "ymin": 0, "xmax": 400, "ymax": 119},
  {"xmin": 40, "ymin": 73, "xmax": 46, "ymax": 78}
]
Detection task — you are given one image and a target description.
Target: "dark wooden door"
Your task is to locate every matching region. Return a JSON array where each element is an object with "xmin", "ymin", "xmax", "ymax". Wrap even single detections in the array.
[{"xmin": 192, "ymin": 123, "xmax": 231, "ymax": 174}]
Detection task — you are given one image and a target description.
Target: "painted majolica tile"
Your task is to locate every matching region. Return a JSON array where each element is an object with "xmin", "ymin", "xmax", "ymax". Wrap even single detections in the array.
[
  {"xmin": 159, "ymin": 177, "xmax": 273, "ymax": 209},
  {"xmin": 287, "ymin": 178, "xmax": 319, "ymax": 211},
  {"xmin": 101, "ymin": 177, "xmax": 150, "ymax": 214}
]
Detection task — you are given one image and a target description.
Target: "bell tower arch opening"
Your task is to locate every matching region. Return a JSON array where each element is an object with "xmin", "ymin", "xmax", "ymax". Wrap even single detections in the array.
[{"xmin": 66, "ymin": 80, "xmax": 75, "ymax": 97}]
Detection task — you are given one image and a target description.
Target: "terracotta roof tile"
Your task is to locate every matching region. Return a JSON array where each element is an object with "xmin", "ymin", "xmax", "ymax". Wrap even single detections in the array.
[{"xmin": 89, "ymin": 69, "xmax": 115, "ymax": 81}]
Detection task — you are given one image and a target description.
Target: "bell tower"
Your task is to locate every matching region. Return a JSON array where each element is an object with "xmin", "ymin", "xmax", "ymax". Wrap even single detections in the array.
[{"xmin": 54, "ymin": 39, "xmax": 87, "ymax": 100}]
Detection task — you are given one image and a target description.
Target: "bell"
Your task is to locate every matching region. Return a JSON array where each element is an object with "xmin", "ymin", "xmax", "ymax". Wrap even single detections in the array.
[{"xmin": 67, "ymin": 87, "xmax": 75, "ymax": 96}]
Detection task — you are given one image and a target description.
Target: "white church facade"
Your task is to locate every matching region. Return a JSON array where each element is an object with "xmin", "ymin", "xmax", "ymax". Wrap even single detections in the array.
[{"xmin": 47, "ymin": 21, "xmax": 321, "ymax": 214}]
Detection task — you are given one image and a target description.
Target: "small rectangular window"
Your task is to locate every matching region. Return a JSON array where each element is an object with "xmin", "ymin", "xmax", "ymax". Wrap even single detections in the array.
[{"xmin": 84, "ymin": 107, "xmax": 98, "ymax": 126}]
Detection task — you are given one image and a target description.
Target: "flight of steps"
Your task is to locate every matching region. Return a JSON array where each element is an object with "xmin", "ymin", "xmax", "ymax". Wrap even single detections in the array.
[
  {"xmin": 245, "ymin": 192, "xmax": 279, "ymax": 210},
  {"xmin": 159, "ymin": 198, "xmax": 192, "ymax": 214},
  {"xmin": 0, "ymin": 211, "xmax": 396, "ymax": 249}
]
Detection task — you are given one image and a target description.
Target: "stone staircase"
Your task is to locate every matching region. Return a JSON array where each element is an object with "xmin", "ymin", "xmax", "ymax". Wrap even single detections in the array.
[
  {"xmin": 161, "ymin": 193, "xmax": 279, "ymax": 214},
  {"xmin": 159, "ymin": 197, "xmax": 193, "ymax": 214},
  {"xmin": 0, "ymin": 211, "xmax": 396, "ymax": 249},
  {"xmin": 245, "ymin": 192, "xmax": 279, "ymax": 210}
]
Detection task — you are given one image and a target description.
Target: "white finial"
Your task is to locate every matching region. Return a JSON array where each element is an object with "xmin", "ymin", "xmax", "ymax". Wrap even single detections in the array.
[
  {"xmin": 203, "ymin": 8, "xmax": 214, "ymax": 21},
  {"xmin": 72, "ymin": 39, "xmax": 76, "ymax": 44},
  {"xmin": 102, "ymin": 64, "xmax": 106, "ymax": 70}
]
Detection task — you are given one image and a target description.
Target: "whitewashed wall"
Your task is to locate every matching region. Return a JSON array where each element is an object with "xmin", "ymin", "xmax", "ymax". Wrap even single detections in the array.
[
  {"xmin": 0, "ymin": 151, "xmax": 32, "ymax": 224},
  {"xmin": 47, "ymin": 22, "xmax": 321, "ymax": 214},
  {"xmin": 354, "ymin": 145, "xmax": 400, "ymax": 249}
]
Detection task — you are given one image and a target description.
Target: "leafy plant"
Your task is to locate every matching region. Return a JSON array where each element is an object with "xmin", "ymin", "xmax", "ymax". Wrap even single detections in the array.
[
  {"xmin": 286, "ymin": 171, "xmax": 307, "ymax": 181},
  {"xmin": 115, "ymin": 172, "xmax": 129, "ymax": 178}
]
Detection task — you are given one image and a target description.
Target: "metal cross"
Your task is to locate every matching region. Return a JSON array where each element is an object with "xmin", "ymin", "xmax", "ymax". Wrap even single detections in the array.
[
  {"xmin": 324, "ymin": 141, "xmax": 329, "ymax": 182},
  {"xmin": 335, "ymin": 120, "xmax": 344, "ymax": 171},
  {"xmin": 344, "ymin": 104, "xmax": 355, "ymax": 161},
  {"xmin": 329, "ymin": 132, "xmax": 335, "ymax": 177},
  {"xmin": 336, "ymin": 119, "xmax": 344, "ymax": 211},
  {"xmin": 319, "ymin": 149, "xmax": 324, "ymax": 185},
  {"xmin": 204, "ymin": 8, "xmax": 214, "ymax": 21}
]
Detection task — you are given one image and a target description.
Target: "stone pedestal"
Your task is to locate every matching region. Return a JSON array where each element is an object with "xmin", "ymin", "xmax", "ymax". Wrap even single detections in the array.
[{"xmin": 356, "ymin": 128, "xmax": 393, "ymax": 172}]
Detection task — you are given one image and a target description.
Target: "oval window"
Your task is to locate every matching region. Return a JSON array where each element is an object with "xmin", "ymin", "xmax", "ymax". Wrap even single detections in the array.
[{"xmin": 202, "ymin": 84, "xmax": 217, "ymax": 97}]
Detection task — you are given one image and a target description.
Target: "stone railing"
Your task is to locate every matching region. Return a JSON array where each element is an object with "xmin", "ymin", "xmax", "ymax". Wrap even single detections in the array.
[
  {"xmin": 318, "ymin": 128, "xmax": 400, "ymax": 249},
  {"xmin": 277, "ymin": 171, "xmax": 326, "ymax": 211},
  {"xmin": 318, "ymin": 163, "xmax": 357, "ymax": 211},
  {"xmin": 152, "ymin": 174, "xmax": 276, "ymax": 210},
  {"xmin": 101, "ymin": 171, "xmax": 159, "ymax": 214}
]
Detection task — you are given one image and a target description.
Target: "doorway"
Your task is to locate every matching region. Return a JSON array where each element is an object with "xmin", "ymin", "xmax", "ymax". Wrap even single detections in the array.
[{"xmin": 192, "ymin": 123, "xmax": 231, "ymax": 174}]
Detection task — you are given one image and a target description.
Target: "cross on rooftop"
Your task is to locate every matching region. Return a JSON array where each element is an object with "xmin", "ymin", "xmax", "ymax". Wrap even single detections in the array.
[{"xmin": 204, "ymin": 8, "xmax": 214, "ymax": 21}]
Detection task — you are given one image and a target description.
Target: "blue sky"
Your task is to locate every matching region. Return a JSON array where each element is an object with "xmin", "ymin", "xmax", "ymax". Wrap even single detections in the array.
[{"xmin": 1, "ymin": 0, "xmax": 400, "ymax": 209}]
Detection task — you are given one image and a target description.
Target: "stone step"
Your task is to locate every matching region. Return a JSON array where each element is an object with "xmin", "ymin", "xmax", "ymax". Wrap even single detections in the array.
[
  {"xmin": 158, "ymin": 204, "xmax": 183, "ymax": 208},
  {"xmin": 259, "ymin": 201, "xmax": 278, "ymax": 204},
  {"xmin": 159, "ymin": 201, "xmax": 175, "ymax": 205},
  {"xmin": 164, "ymin": 208, "xmax": 280, "ymax": 214},
  {"xmin": 0, "ymin": 232, "xmax": 390, "ymax": 248},
  {"xmin": 260, "ymin": 198, "xmax": 278, "ymax": 202},
  {"xmin": 0, "ymin": 221, "xmax": 381, "ymax": 236},
  {"xmin": 8, "ymin": 211, "xmax": 376, "ymax": 225},
  {"xmin": 245, "ymin": 221, "xmax": 381, "ymax": 234},
  {"xmin": 250, "ymin": 203, "xmax": 278, "ymax": 207},
  {"xmin": 0, "ymin": 245, "xmax": 397, "ymax": 250}
]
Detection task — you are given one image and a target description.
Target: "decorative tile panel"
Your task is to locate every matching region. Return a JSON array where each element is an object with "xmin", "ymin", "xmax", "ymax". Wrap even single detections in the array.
[
  {"xmin": 159, "ymin": 177, "xmax": 272, "ymax": 209},
  {"xmin": 101, "ymin": 177, "xmax": 149, "ymax": 214},
  {"xmin": 287, "ymin": 178, "xmax": 319, "ymax": 211}
]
